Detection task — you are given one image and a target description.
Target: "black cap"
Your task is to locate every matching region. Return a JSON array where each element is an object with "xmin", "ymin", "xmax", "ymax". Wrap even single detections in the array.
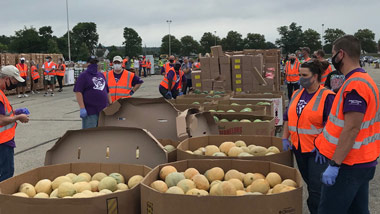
[{"xmin": 87, "ymin": 56, "xmax": 99, "ymax": 64}]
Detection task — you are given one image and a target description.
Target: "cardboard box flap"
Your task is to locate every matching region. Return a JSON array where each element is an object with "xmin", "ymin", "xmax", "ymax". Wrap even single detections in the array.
[
  {"xmin": 176, "ymin": 109, "xmax": 194, "ymax": 140},
  {"xmin": 252, "ymin": 67, "xmax": 267, "ymax": 85},
  {"xmin": 44, "ymin": 127, "xmax": 168, "ymax": 168}
]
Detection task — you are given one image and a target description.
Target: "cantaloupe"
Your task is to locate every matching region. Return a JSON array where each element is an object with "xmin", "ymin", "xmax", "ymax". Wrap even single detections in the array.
[
  {"xmin": 81, "ymin": 190, "xmax": 94, "ymax": 197},
  {"xmin": 205, "ymin": 167, "xmax": 224, "ymax": 182},
  {"xmin": 159, "ymin": 166, "xmax": 177, "ymax": 180},
  {"xmin": 19, "ymin": 183, "xmax": 33, "ymax": 192},
  {"xmin": 267, "ymin": 188, "xmax": 273, "ymax": 195},
  {"xmin": 224, "ymin": 169, "xmax": 243, "ymax": 181},
  {"xmin": 192, "ymin": 174, "xmax": 210, "ymax": 191},
  {"xmin": 109, "ymin": 173, "xmax": 125, "ymax": 184},
  {"xmin": 267, "ymin": 146, "xmax": 280, "ymax": 154},
  {"xmin": 186, "ymin": 188, "xmax": 209, "ymax": 196},
  {"xmin": 52, "ymin": 176, "xmax": 72, "ymax": 190},
  {"xmin": 265, "ymin": 152, "xmax": 276, "ymax": 156},
  {"xmin": 210, "ymin": 180, "xmax": 222, "ymax": 188},
  {"xmin": 12, "ymin": 192, "xmax": 29, "ymax": 198},
  {"xmin": 74, "ymin": 182, "xmax": 92, "ymax": 193},
  {"xmin": 193, "ymin": 150, "xmax": 203, "ymax": 155},
  {"xmin": 279, "ymin": 186, "xmax": 296, "ymax": 193},
  {"xmin": 228, "ymin": 147, "xmax": 243, "ymax": 157},
  {"xmin": 216, "ymin": 181, "xmax": 237, "ymax": 196},
  {"xmin": 272, "ymin": 184, "xmax": 287, "ymax": 194},
  {"xmin": 34, "ymin": 192, "xmax": 49, "ymax": 198},
  {"xmin": 212, "ymin": 152, "xmax": 227, "ymax": 157},
  {"xmin": 238, "ymin": 152, "xmax": 253, "ymax": 157},
  {"xmin": 35, "ymin": 179, "xmax": 52, "ymax": 195},
  {"xmin": 57, "ymin": 182, "xmax": 76, "ymax": 198},
  {"xmin": 165, "ymin": 172, "xmax": 185, "ymax": 188},
  {"xmin": 205, "ymin": 145, "xmax": 220, "ymax": 156},
  {"xmin": 72, "ymin": 193, "xmax": 87, "ymax": 198},
  {"xmin": 246, "ymin": 192, "xmax": 263, "ymax": 195},
  {"xmin": 99, "ymin": 177, "xmax": 118, "ymax": 192},
  {"xmin": 177, "ymin": 179, "xmax": 196, "ymax": 193},
  {"xmin": 241, "ymin": 147, "xmax": 250, "ymax": 153},
  {"xmin": 150, "ymin": 180, "xmax": 168, "ymax": 193},
  {"xmin": 77, "ymin": 173, "xmax": 91, "ymax": 182},
  {"xmin": 209, "ymin": 183, "xmax": 219, "ymax": 196},
  {"xmin": 20, "ymin": 184, "xmax": 36, "ymax": 197},
  {"xmin": 50, "ymin": 189, "xmax": 58, "ymax": 198},
  {"xmin": 235, "ymin": 140, "xmax": 247, "ymax": 147},
  {"xmin": 89, "ymin": 180, "xmax": 99, "ymax": 192},
  {"xmin": 117, "ymin": 183, "xmax": 129, "ymax": 191},
  {"xmin": 166, "ymin": 186, "xmax": 184, "ymax": 194},
  {"xmin": 219, "ymin": 141, "xmax": 236, "ymax": 154},
  {"xmin": 282, "ymin": 179, "xmax": 297, "ymax": 188},
  {"xmin": 99, "ymin": 189, "xmax": 113, "ymax": 194},
  {"xmin": 228, "ymin": 179, "xmax": 244, "ymax": 191},
  {"xmin": 243, "ymin": 173, "xmax": 266, "ymax": 187},
  {"xmin": 164, "ymin": 145, "xmax": 176, "ymax": 153},
  {"xmin": 184, "ymin": 168, "xmax": 200, "ymax": 179},
  {"xmin": 91, "ymin": 172, "xmax": 107, "ymax": 182},
  {"xmin": 248, "ymin": 179, "xmax": 270, "ymax": 194},
  {"xmin": 250, "ymin": 146, "xmax": 268, "ymax": 156},
  {"xmin": 65, "ymin": 173, "xmax": 77, "ymax": 181},
  {"xmin": 266, "ymin": 172, "xmax": 282, "ymax": 188},
  {"xmin": 72, "ymin": 175, "xmax": 87, "ymax": 184},
  {"xmin": 128, "ymin": 175, "xmax": 144, "ymax": 188},
  {"xmin": 186, "ymin": 150, "xmax": 193, "ymax": 154}
]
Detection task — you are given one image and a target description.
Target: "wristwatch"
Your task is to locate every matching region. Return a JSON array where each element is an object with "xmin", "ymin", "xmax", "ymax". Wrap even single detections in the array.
[{"xmin": 329, "ymin": 160, "xmax": 341, "ymax": 167}]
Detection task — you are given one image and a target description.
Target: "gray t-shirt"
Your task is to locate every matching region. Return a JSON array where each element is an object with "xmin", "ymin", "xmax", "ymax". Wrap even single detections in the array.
[{"xmin": 182, "ymin": 62, "xmax": 192, "ymax": 79}]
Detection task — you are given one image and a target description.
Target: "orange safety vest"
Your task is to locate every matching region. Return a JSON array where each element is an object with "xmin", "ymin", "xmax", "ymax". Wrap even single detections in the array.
[
  {"xmin": 163, "ymin": 63, "xmax": 172, "ymax": 74},
  {"xmin": 176, "ymin": 70, "xmax": 185, "ymax": 90},
  {"xmin": 0, "ymin": 90, "xmax": 16, "ymax": 144},
  {"xmin": 194, "ymin": 62, "xmax": 201, "ymax": 69},
  {"xmin": 287, "ymin": 87, "xmax": 335, "ymax": 152},
  {"xmin": 16, "ymin": 64, "xmax": 27, "ymax": 78},
  {"xmin": 320, "ymin": 65, "xmax": 332, "ymax": 85},
  {"xmin": 160, "ymin": 68, "xmax": 178, "ymax": 90},
  {"xmin": 304, "ymin": 57, "xmax": 311, "ymax": 62},
  {"xmin": 315, "ymin": 71, "xmax": 380, "ymax": 165},
  {"xmin": 43, "ymin": 61, "xmax": 56, "ymax": 75},
  {"xmin": 56, "ymin": 64, "xmax": 66, "ymax": 77},
  {"xmin": 31, "ymin": 65, "xmax": 40, "ymax": 80},
  {"xmin": 142, "ymin": 59, "xmax": 147, "ymax": 67},
  {"xmin": 104, "ymin": 70, "xmax": 134, "ymax": 102},
  {"xmin": 285, "ymin": 61, "xmax": 300, "ymax": 82},
  {"xmin": 122, "ymin": 59, "xmax": 128, "ymax": 68},
  {"xmin": 146, "ymin": 62, "xmax": 151, "ymax": 69}
]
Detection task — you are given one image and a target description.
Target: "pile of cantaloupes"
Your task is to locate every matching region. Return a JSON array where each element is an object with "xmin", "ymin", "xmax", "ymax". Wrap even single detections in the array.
[
  {"xmin": 184, "ymin": 140, "xmax": 281, "ymax": 157},
  {"xmin": 12, "ymin": 172, "xmax": 144, "ymax": 199},
  {"xmin": 150, "ymin": 165, "xmax": 297, "ymax": 196}
]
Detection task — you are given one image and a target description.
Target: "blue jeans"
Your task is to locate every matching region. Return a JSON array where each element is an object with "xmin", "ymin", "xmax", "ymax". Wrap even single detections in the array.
[
  {"xmin": 0, "ymin": 144, "xmax": 14, "ymax": 182},
  {"xmin": 318, "ymin": 166, "xmax": 376, "ymax": 214},
  {"xmin": 293, "ymin": 149, "xmax": 328, "ymax": 214},
  {"xmin": 82, "ymin": 114, "xmax": 99, "ymax": 129}
]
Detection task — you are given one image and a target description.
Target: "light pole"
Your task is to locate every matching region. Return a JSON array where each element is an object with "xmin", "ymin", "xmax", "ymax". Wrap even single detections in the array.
[
  {"xmin": 166, "ymin": 20, "xmax": 172, "ymax": 56},
  {"xmin": 321, "ymin": 24, "xmax": 325, "ymax": 52},
  {"xmin": 66, "ymin": 0, "xmax": 71, "ymax": 62},
  {"xmin": 214, "ymin": 31, "xmax": 217, "ymax": 46}
]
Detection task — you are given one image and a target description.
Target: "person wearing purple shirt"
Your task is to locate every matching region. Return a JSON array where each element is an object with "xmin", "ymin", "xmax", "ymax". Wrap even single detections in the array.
[
  {"xmin": 74, "ymin": 56, "xmax": 111, "ymax": 129},
  {"xmin": 159, "ymin": 62, "xmax": 186, "ymax": 99}
]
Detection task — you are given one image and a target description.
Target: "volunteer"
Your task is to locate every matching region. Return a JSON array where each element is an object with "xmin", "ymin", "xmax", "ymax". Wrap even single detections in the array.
[
  {"xmin": 282, "ymin": 59, "xmax": 335, "ymax": 214},
  {"xmin": 161, "ymin": 55, "xmax": 175, "ymax": 75},
  {"xmin": 30, "ymin": 61, "xmax": 40, "ymax": 94},
  {"xmin": 182, "ymin": 57, "xmax": 192, "ymax": 94},
  {"xmin": 0, "ymin": 65, "xmax": 30, "ymax": 182},
  {"xmin": 134, "ymin": 58, "xmax": 140, "ymax": 76},
  {"xmin": 315, "ymin": 35, "xmax": 380, "ymax": 214},
  {"xmin": 314, "ymin": 50, "xmax": 333, "ymax": 85},
  {"xmin": 15, "ymin": 57, "xmax": 28, "ymax": 98},
  {"xmin": 301, "ymin": 47, "xmax": 312, "ymax": 62},
  {"xmin": 104, "ymin": 56, "xmax": 143, "ymax": 102},
  {"xmin": 158, "ymin": 58, "xmax": 164, "ymax": 70},
  {"xmin": 56, "ymin": 58, "xmax": 66, "ymax": 92},
  {"xmin": 192, "ymin": 58, "xmax": 201, "ymax": 70},
  {"xmin": 42, "ymin": 56, "xmax": 56, "ymax": 97},
  {"xmin": 122, "ymin": 56, "xmax": 128, "ymax": 69},
  {"xmin": 159, "ymin": 62, "xmax": 186, "ymax": 99},
  {"xmin": 74, "ymin": 56, "xmax": 111, "ymax": 129},
  {"xmin": 284, "ymin": 54, "xmax": 301, "ymax": 100},
  {"xmin": 146, "ymin": 59, "xmax": 152, "ymax": 77},
  {"xmin": 141, "ymin": 56, "xmax": 147, "ymax": 77},
  {"xmin": 324, "ymin": 69, "xmax": 345, "ymax": 93}
]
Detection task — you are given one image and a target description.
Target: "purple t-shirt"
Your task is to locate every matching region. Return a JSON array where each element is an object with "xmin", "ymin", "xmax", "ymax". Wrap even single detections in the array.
[
  {"xmin": 0, "ymin": 102, "xmax": 15, "ymax": 148},
  {"xmin": 342, "ymin": 68, "xmax": 367, "ymax": 114},
  {"xmin": 74, "ymin": 64, "xmax": 109, "ymax": 115},
  {"xmin": 113, "ymin": 71, "xmax": 144, "ymax": 85}
]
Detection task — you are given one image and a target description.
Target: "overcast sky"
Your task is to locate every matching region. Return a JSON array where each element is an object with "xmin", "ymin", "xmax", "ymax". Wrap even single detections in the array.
[{"xmin": 2, "ymin": 0, "xmax": 380, "ymax": 47}]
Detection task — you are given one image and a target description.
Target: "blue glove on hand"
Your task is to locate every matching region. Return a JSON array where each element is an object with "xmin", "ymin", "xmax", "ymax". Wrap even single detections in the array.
[
  {"xmin": 179, "ymin": 92, "xmax": 184, "ymax": 96},
  {"xmin": 129, "ymin": 90, "xmax": 134, "ymax": 96},
  {"xmin": 312, "ymin": 148, "xmax": 327, "ymax": 164},
  {"xmin": 282, "ymin": 139, "xmax": 292, "ymax": 151},
  {"xmin": 15, "ymin": 108, "xmax": 30, "ymax": 115},
  {"xmin": 321, "ymin": 165, "xmax": 340, "ymax": 186},
  {"xmin": 165, "ymin": 91, "xmax": 172, "ymax": 99},
  {"xmin": 80, "ymin": 108, "xmax": 88, "ymax": 118}
]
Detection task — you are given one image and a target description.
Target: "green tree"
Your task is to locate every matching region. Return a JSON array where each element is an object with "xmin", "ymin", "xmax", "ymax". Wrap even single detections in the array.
[
  {"xmin": 76, "ymin": 43, "xmax": 90, "ymax": 61},
  {"xmin": 47, "ymin": 39, "xmax": 59, "ymax": 53},
  {"xmin": 9, "ymin": 26, "xmax": 42, "ymax": 53},
  {"xmin": 180, "ymin": 35, "xmax": 200, "ymax": 56},
  {"xmin": 221, "ymin": 31, "xmax": 243, "ymax": 51},
  {"xmin": 160, "ymin": 34, "xmax": 181, "ymax": 55},
  {"xmin": 354, "ymin": 29, "xmax": 377, "ymax": 53},
  {"xmin": 199, "ymin": 32, "xmax": 221, "ymax": 54},
  {"xmin": 244, "ymin": 33, "xmax": 266, "ymax": 49},
  {"xmin": 0, "ymin": 43, "xmax": 7, "ymax": 52},
  {"xmin": 323, "ymin": 28, "xmax": 345, "ymax": 54},
  {"xmin": 123, "ymin": 27, "xmax": 142, "ymax": 57},
  {"xmin": 107, "ymin": 45, "xmax": 123, "ymax": 61},
  {"xmin": 71, "ymin": 22, "xmax": 99, "ymax": 55},
  {"xmin": 265, "ymin": 41, "xmax": 277, "ymax": 49},
  {"xmin": 275, "ymin": 22, "xmax": 303, "ymax": 53},
  {"xmin": 57, "ymin": 32, "xmax": 72, "ymax": 60},
  {"xmin": 0, "ymin": 35, "xmax": 12, "ymax": 47},
  {"xmin": 302, "ymin": 29, "xmax": 322, "ymax": 52},
  {"xmin": 39, "ymin": 26, "xmax": 54, "ymax": 53}
]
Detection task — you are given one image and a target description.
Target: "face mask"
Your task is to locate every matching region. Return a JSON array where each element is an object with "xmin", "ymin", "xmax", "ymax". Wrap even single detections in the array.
[
  {"xmin": 113, "ymin": 64, "xmax": 122, "ymax": 70},
  {"xmin": 290, "ymin": 59, "xmax": 295, "ymax": 63},
  {"xmin": 169, "ymin": 59, "xmax": 174, "ymax": 63},
  {"xmin": 332, "ymin": 52, "xmax": 343, "ymax": 71},
  {"xmin": 21, "ymin": 60, "xmax": 25, "ymax": 64},
  {"xmin": 300, "ymin": 76, "xmax": 314, "ymax": 89}
]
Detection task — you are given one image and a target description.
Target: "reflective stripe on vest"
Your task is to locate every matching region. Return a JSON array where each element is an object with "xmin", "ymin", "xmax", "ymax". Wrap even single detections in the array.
[
  {"xmin": 288, "ymin": 124, "xmax": 323, "ymax": 135},
  {"xmin": 31, "ymin": 66, "xmax": 40, "ymax": 80},
  {"xmin": 286, "ymin": 62, "xmax": 300, "ymax": 82},
  {"xmin": 0, "ymin": 91, "xmax": 16, "ymax": 144}
]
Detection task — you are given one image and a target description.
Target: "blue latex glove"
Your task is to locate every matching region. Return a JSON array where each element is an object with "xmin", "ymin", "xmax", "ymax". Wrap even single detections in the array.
[
  {"xmin": 80, "ymin": 108, "xmax": 88, "ymax": 118},
  {"xmin": 165, "ymin": 91, "xmax": 172, "ymax": 99},
  {"xmin": 282, "ymin": 139, "xmax": 292, "ymax": 151},
  {"xmin": 15, "ymin": 108, "xmax": 30, "ymax": 115},
  {"xmin": 312, "ymin": 148, "xmax": 327, "ymax": 164},
  {"xmin": 321, "ymin": 165, "xmax": 340, "ymax": 186},
  {"xmin": 179, "ymin": 92, "xmax": 184, "ymax": 96},
  {"xmin": 129, "ymin": 90, "xmax": 134, "ymax": 96}
]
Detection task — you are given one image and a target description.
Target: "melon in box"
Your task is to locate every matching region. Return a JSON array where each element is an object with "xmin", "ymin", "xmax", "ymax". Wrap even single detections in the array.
[{"xmin": 158, "ymin": 139, "xmax": 180, "ymax": 162}]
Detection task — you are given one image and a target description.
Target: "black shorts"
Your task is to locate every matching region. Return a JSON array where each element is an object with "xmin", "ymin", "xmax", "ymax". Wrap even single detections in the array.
[
  {"xmin": 17, "ymin": 77, "xmax": 27, "ymax": 87},
  {"xmin": 34, "ymin": 79, "xmax": 39, "ymax": 84}
]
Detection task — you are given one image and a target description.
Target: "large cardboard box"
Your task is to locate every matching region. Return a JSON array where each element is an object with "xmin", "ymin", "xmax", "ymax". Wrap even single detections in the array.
[
  {"xmin": 210, "ymin": 45, "xmax": 224, "ymax": 57},
  {"xmin": 214, "ymin": 114, "xmax": 275, "ymax": 135},
  {"xmin": 141, "ymin": 159, "xmax": 303, "ymax": 214},
  {"xmin": 219, "ymin": 56, "xmax": 232, "ymax": 91},
  {"xmin": 199, "ymin": 57, "xmax": 211, "ymax": 79},
  {"xmin": 201, "ymin": 79, "xmax": 213, "ymax": 91},
  {"xmin": 231, "ymin": 56, "xmax": 243, "ymax": 92},
  {"xmin": 203, "ymin": 104, "xmax": 267, "ymax": 116},
  {"xmin": 177, "ymin": 135, "xmax": 293, "ymax": 166},
  {"xmin": 210, "ymin": 57, "xmax": 220, "ymax": 79},
  {"xmin": 191, "ymin": 70, "xmax": 202, "ymax": 91},
  {"xmin": 0, "ymin": 162, "xmax": 151, "ymax": 214}
]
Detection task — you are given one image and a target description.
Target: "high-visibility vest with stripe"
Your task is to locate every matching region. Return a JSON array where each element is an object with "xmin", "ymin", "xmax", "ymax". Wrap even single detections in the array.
[
  {"xmin": 176, "ymin": 70, "xmax": 184, "ymax": 90},
  {"xmin": 164, "ymin": 63, "xmax": 172, "ymax": 74},
  {"xmin": 288, "ymin": 87, "xmax": 335, "ymax": 152},
  {"xmin": 31, "ymin": 66, "xmax": 40, "ymax": 80},
  {"xmin": 142, "ymin": 59, "xmax": 147, "ymax": 67},
  {"xmin": 105, "ymin": 70, "xmax": 134, "ymax": 102},
  {"xmin": 56, "ymin": 64, "xmax": 66, "ymax": 77},
  {"xmin": 43, "ymin": 62, "xmax": 56, "ymax": 75},
  {"xmin": 160, "ymin": 68, "xmax": 178, "ymax": 90},
  {"xmin": 0, "ymin": 90, "xmax": 16, "ymax": 144},
  {"xmin": 321, "ymin": 65, "xmax": 332, "ymax": 85},
  {"xmin": 16, "ymin": 64, "xmax": 27, "ymax": 78},
  {"xmin": 315, "ymin": 71, "xmax": 380, "ymax": 165},
  {"xmin": 285, "ymin": 61, "xmax": 300, "ymax": 82}
]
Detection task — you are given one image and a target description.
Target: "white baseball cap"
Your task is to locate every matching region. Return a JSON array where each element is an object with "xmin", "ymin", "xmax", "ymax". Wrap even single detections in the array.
[
  {"xmin": 20, "ymin": 57, "xmax": 25, "ymax": 61},
  {"xmin": 113, "ymin": 56, "xmax": 123, "ymax": 63},
  {"xmin": 1, "ymin": 65, "xmax": 25, "ymax": 82}
]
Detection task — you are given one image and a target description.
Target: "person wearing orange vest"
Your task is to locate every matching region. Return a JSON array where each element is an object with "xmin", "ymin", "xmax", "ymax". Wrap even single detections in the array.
[
  {"xmin": 122, "ymin": 56, "xmax": 128, "ymax": 69},
  {"xmin": 301, "ymin": 47, "xmax": 311, "ymax": 62},
  {"xmin": 285, "ymin": 54, "xmax": 301, "ymax": 100},
  {"xmin": 141, "ymin": 56, "xmax": 148, "ymax": 78},
  {"xmin": 314, "ymin": 35, "xmax": 380, "ymax": 214},
  {"xmin": 282, "ymin": 60, "xmax": 335, "ymax": 214},
  {"xmin": 30, "ymin": 60, "xmax": 40, "ymax": 94},
  {"xmin": 42, "ymin": 56, "xmax": 56, "ymax": 96},
  {"xmin": 0, "ymin": 65, "xmax": 30, "ymax": 182},
  {"xmin": 146, "ymin": 59, "xmax": 152, "ymax": 77},
  {"xmin": 192, "ymin": 58, "xmax": 201, "ymax": 70},
  {"xmin": 161, "ymin": 55, "xmax": 175, "ymax": 75},
  {"xmin": 159, "ymin": 62, "xmax": 186, "ymax": 99},
  {"xmin": 104, "ymin": 56, "xmax": 143, "ymax": 102},
  {"xmin": 15, "ymin": 57, "xmax": 28, "ymax": 98},
  {"xmin": 314, "ymin": 50, "xmax": 333, "ymax": 85},
  {"xmin": 56, "ymin": 58, "xmax": 66, "ymax": 92}
]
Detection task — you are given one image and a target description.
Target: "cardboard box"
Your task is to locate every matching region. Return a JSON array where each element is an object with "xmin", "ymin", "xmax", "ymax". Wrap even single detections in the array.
[
  {"xmin": 231, "ymin": 56, "xmax": 243, "ymax": 92},
  {"xmin": 219, "ymin": 56, "xmax": 230, "ymax": 64},
  {"xmin": 252, "ymin": 54, "xmax": 264, "ymax": 72},
  {"xmin": 177, "ymin": 94, "xmax": 230, "ymax": 100},
  {"xmin": 191, "ymin": 70, "xmax": 202, "ymax": 91},
  {"xmin": 201, "ymin": 79, "xmax": 213, "ymax": 92},
  {"xmin": 141, "ymin": 159, "xmax": 303, "ymax": 214},
  {"xmin": 210, "ymin": 45, "xmax": 224, "ymax": 57},
  {"xmin": 210, "ymin": 57, "xmax": 220, "ymax": 79},
  {"xmin": 177, "ymin": 135, "xmax": 293, "ymax": 166},
  {"xmin": 214, "ymin": 114, "xmax": 275, "ymax": 135},
  {"xmin": 200, "ymin": 57, "xmax": 211, "ymax": 79},
  {"xmin": 203, "ymin": 104, "xmax": 267, "ymax": 116},
  {"xmin": 0, "ymin": 163, "xmax": 151, "ymax": 214},
  {"xmin": 158, "ymin": 139, "xmax": 180, "ymax": 162},
  {"xmin": 219, "ymin": 99, "xmax": 274, "ymax": 117},
  {"xmin": 219, "ymin": 56, "xmax": 232, "ymax": 91}
]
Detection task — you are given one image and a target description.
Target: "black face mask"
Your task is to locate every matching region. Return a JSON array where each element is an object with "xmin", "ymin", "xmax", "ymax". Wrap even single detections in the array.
[
  {"xmin": 21, "ymin": 60, "xmax": 25, "ymax": 64},
  {"xmin": 174, "ymin": 64, "xmax": 181, "ymax": 71},
  {"xmin": 290, "ymin": 59, "xmax": 295, "ymax": 63},
  {"xmin": 6, "ymin": 82, "xmax": 17, "ymax": 90},
  {"xmin": 332, "ymin": 52, "xmax": 343, "ymax": 71},
  {"xmin": 169, "ymin": 59, "xmax": 174, "ymax": 63}
]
